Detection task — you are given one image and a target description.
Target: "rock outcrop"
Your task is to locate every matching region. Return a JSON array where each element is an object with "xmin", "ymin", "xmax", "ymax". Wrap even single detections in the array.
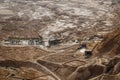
[
  {"xmin": 94, "ymin": 28, "xmax": 120, "ymax": 57},
  {"xmin": 90, "ymin": 56, "xmax": 120, "ymax": 80}
]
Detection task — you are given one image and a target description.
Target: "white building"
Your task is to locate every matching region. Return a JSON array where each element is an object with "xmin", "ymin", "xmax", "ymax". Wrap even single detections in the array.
[
  {"xmin": 3, "ymin": 29, "xmax": 43, "ymax": 46},
  {"xmin": 44, "ymin": 39, "xmax": 50, "ymax": 47}
]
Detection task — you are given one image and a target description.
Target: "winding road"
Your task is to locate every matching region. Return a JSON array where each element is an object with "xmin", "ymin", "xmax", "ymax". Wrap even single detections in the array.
[{"xmin": 0, "ymin": 60, "xmax": 61, "ymax": 80}]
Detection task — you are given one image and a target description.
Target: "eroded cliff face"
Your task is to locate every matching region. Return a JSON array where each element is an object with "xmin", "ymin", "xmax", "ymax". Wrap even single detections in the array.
[
  {"xmin": 89, "ymin": 56, "xmax": 120, "ymax": 80},
  {"xmin": 93, "ymin": 28, "xmax": 120, "ymax": 57},
  {"xmin": 37, "ymin": 55, "xmax": 120, "ymax": 80}
]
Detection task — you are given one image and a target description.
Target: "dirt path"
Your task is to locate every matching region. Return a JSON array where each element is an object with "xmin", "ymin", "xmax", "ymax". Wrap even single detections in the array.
[
  {"xmin": 34, "ymin": 61, "xmax": 62, "ymax": 80},
  {"xmin": 0, "ymin": 60, "xmax": 62, "ymax": 80}
]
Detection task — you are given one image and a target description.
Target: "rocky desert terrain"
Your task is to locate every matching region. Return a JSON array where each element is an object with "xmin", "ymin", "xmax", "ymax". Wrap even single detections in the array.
[{"xmin": 0, "ymin": 0, "xmax": 120, "ymax": 80}]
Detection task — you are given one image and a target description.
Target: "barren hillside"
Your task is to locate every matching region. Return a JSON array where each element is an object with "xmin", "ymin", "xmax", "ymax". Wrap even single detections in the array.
[
  {"xmin": 0, "ymin": 46, "xmax": 49, "ymax": 61},
  {"xmin": 0, "ymin": 0, "xmax": 120, "ymax": 41},
  {"xmin": 0, "ymin": 0, "xmax": 120, "ymax": 80}
]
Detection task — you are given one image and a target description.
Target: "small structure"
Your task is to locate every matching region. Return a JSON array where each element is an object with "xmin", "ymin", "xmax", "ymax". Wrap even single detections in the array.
[
  {"xmin": 78, "ymin": 44, "xmax": 87, "ymax": 53},
  {"xmin": 88, "ymin": 35, "xmax": 103, "ymax": 41},
  {"xmin": 49, "ymin": 37, "xmax": 61, "ymax": 46},
  {"xmin": 43, "ymin": 37, "xmax": 61, "ymax": 47},
  {"xmin": 78, "ymin": 43, "xmax": 93, "ymax": 58},
  {"xmin": 44, "ymin": 39, "xmax": 50, "ymax": 47},
  {"xmin": 85, "ymin": 49, "xmax": 92, "ymax": 58},
  {"xmin": 3, "ymin": 29, "xmax": 43, "ymax": 46},
  {"xmin": 97, "ymin": 31, "xmax": 111, "ymax": 37}
]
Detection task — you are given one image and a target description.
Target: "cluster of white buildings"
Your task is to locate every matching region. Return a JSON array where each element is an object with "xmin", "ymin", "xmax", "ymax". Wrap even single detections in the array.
[{"xmin": 2, "ymin": 30, "xmax": 61, "ymax": 48}]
